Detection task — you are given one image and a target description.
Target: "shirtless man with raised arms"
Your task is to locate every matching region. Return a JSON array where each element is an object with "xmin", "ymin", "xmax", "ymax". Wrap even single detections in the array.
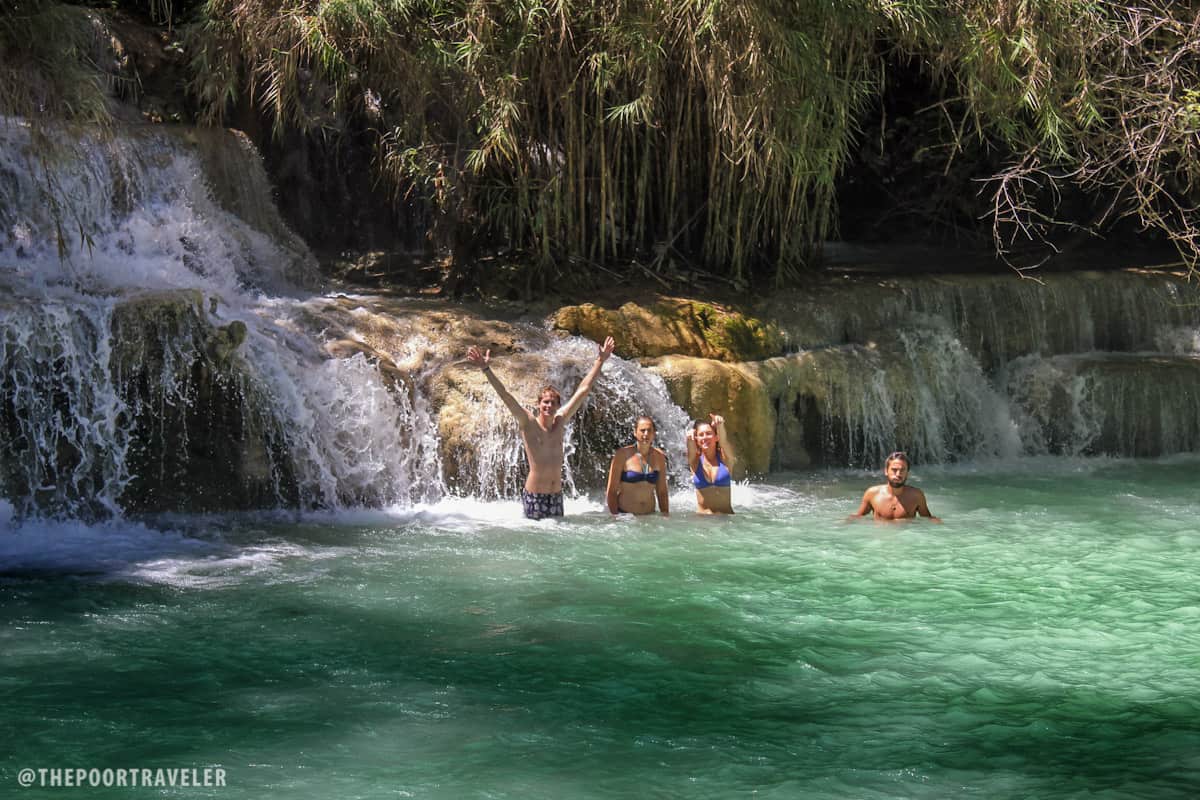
[
  {"xmin": 466, "ymin": 336, "xmax": 616, "ymax": 519},
  {"xmin": 849, "ymin": 451, "xmax": 941, "ymax": 522}
]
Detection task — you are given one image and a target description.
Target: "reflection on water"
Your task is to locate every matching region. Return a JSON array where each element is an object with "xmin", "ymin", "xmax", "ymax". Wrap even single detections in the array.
[{"xmin": 3, "ymin": 457, "xmax": 1200, "ymax": 799}]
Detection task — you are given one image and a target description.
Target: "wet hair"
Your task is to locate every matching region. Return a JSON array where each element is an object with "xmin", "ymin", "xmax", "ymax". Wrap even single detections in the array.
[
  {"xmin": 885, "ymin": 450, "xmax": 910, "ymax": 467},
  {"xmin": 538, "ymin": 386, "xmax": 562, "ymax": 405},
  {"xmin": 634, "ymin": 415, "xmax": 656, "ymax": 431}
]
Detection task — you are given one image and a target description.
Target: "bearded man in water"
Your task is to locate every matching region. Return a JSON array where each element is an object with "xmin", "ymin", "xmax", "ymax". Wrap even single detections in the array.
[{"xmin": 849, "ymin": 451, "xmax": 941, "ymax": 522}]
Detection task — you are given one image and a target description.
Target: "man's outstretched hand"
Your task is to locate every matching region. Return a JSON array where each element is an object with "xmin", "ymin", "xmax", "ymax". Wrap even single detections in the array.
[
  {"xmin": 598, "ymin": 336, "xmax": 615, "ymax": 361},
  {"xmin": 466, "ymin": 346, "xmax": 491, "ymax": 369}
]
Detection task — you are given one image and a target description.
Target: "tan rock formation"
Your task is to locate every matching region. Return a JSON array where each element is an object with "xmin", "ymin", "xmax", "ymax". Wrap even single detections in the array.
[{"xmin": 554, "ymin": 298, "xmax": 784, "ymax": 362}]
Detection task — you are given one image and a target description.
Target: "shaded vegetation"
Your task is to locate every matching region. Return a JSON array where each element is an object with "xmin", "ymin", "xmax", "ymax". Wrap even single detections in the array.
[
  {"xmin": 4, "ymin": 1, "xmax": 1200, "ymax": 287},
  {"xmin": 0, "ymin": 1, "xmax": 111, "ymax": 126}
]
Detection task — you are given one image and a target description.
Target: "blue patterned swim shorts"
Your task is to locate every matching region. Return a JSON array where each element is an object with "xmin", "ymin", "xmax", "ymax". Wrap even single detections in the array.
[{"xmin": 521, "ymin": 490, "xmax": 564, "ymax": 520}]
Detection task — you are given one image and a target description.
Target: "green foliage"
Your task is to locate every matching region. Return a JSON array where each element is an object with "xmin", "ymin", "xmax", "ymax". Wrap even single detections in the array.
[
  {"xmin": 886, "ymin": 1, "xmax": 1200, "ymax": 267},
  {"xmin": 7, "ymin": 0, "xmax": 1200, "ymax": 281},
  {"xmin": 686, "ymin": 301, "xmax": 784, "ymax": 362},
  {"xmin": 189, "ymin": 0, "xmax": 880, "ymax": 285},
  {"xmin": 0, "ymin": 1, "xmax": 111, "ymax": 126}
]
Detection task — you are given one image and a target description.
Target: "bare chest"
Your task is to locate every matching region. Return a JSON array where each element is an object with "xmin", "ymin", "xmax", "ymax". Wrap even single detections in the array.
[
  {"xmin": 522, "ymin": 422, "xmax": 565, "ymax": 452},
  {"xmin": 873, "ymin": 488, "xmax": 915, "ymax": 519}
]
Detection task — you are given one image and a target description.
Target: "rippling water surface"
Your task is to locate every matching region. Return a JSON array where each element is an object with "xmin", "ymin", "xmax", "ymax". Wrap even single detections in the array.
[{"xmin": 3, "ymin": 457, "xmax": 1199, "ymax": 798}]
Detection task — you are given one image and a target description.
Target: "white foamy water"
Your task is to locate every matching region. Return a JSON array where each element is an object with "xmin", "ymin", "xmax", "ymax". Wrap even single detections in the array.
[
  {"xmin": 0, "ymin": 120, "xmax": 698, "ymax": 518},
  {"xmin": 0, "ymin": 120, "xmax": 313, "ymax": 295},
  {"xmin": 5, "ymin": 116, "xmax": 1200, "ymax": 530},
  {"xmin": 5, "ymin": 458, "xmax": 1200, "ymax": 800},
  {"xmin": 0, "ymin": 122, "xmax": 456, "ymax": 515}
]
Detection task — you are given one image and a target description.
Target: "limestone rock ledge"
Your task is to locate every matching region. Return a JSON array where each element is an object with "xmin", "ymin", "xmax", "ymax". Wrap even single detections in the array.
[
  {"xmin": 553, "ymin": 298, "xmax": 784, "ymax": 362},
  {"xmin": 644, "ymin": 353, "xmax": 836, "ymax": 477}
]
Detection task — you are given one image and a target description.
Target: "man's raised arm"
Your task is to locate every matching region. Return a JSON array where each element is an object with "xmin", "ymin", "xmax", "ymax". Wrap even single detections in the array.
[
  {"xmin": 466, "ymin": 346, "xmax": 529, "ymax": 426},
  {"xmin": 559, "ymin": 336, "xmax": 616, "ymax": 420}
]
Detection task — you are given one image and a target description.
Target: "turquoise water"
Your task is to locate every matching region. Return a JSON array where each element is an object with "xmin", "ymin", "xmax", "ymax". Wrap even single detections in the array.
[{"xmin": 3, "ymin": 457, "xmax": 1200, "ymax": 798}]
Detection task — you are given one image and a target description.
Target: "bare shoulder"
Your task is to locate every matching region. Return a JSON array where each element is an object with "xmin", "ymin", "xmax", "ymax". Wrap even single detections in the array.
[
  {"xmin": 860, "ymin": 484, "xmax": 886, "ymax": 504},
  {"xmin": 911, "ymin": 485, "xmax": 935, "ymax": 508}
]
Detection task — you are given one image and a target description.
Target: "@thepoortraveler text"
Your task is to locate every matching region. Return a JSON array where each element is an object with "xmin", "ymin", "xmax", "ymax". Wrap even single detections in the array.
[{"xmin": 17, "ymin": 767, "xmax": 226, "ymax": 788}]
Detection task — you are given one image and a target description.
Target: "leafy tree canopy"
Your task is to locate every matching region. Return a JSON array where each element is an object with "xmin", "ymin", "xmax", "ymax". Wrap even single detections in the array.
[{"xmin": 6, "ymin": 1, "xmax": 1200, "ymax": 285}]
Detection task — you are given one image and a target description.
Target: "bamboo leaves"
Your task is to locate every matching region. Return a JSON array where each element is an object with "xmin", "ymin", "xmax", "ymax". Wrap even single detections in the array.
[{"xmin": 150, "ymin": 0, "xmax": 1200, "ymax": 280}]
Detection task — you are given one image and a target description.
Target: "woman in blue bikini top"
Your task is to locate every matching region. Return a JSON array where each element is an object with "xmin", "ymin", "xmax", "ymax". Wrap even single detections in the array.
[
  {"xmin": 605, "ymin": 416, "xmax": 670, "ymax": 516},
  {"xmin": 687, "ymin": 414, "xmax": 736, "ymax": 514}
]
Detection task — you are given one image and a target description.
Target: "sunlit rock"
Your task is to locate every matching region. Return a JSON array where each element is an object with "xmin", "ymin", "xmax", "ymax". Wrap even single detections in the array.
[{"xmin": 554, "ymin": 298, "xmax": 784, "ymax": 361}]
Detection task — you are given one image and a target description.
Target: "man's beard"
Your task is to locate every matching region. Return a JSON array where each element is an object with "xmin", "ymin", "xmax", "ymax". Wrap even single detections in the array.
[{"xmin": 888, "ymin": 478, "xmax": 907, "ymax": 488}]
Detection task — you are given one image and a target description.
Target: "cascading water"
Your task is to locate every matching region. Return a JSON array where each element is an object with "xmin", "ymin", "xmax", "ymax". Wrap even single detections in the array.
[
  {"xmin": 563, "ymin": 343, "xmax": 694, "ymax": 491},
  {"xmin": 1005, "ymin": 355, "xmax": 1101, "ymax": 456},
  {"xmin": 0, "ymin": 119, "xmax": 694, "ymax": 519},
  {"xmin": 0, "ymin": 120, "xmax": 313, "ymax": 294},
  {"xmin": 1006, "ymin": 352, "xmax": 1200, "ymax": 457},
  {"xmin": 430, "ymin": 334, "xmax": 693, "ymax": 500},
  {"xmin": 0, "ymin": 292, "xmax": 132, "ymax": 518},
  {"xmin": 892, "ymin": 324, "xmax": 1022, "ymax": 463},
  {"xmin": 754, "ymin": 270, "xmax": 1200, "ymax": 467},
  {"xmin": 799, "ymin": 322, "xmax": 1021, "ymax": 466},
  {"xmin": 4, "ymin": 116, "xmax": 1200, "ymax": 520},
  {"xmin": 764, "ymin": 270, "xmax": 1200, "ymax": 367},
  {"xmin": 0, "ymin": 121, "xmax": 450, "ymax": 517}
]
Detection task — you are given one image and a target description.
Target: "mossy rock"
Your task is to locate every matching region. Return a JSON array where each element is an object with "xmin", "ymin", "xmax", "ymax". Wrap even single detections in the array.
[
  {"xmin": 553, "ymin": 298, "xmax": 785, "ymax": 362},
  {"xmin": 108, "ymin": 291, "xmax": 292, "ymax": 514}
]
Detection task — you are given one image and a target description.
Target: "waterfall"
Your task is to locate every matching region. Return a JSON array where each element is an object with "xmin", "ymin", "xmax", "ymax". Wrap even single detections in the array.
[
  {"xmin": 0, "ymin": 122, "xmax": 448, "ymax": 517},
  {"xmin": 758, "ymin": 271, "xmax": 1200, "ymax": 467},
  {"xmin": 0, "ymin": 119, "xmax": 314, "ymax": 294},
  {"xmin": 0, "ymin": 120, "xmax": 692, "ymax": 517},
  {"xmin": 1, "ymin": 293, "xmax": 130, "ymax": 518},
  {"xmin": 766, "ymin": 271, "xmax": 1200, "ymax": 368},
  {"xmin": 750, "ymin": 324, "xmax": 1021, "ymax": 469},
  {"xmin": 1007, "ymin": 353, "xmax": 1200, "ymax": 457},
  {"xmin": 5, "ymin": 116, "xmax": 1199, "ymax": 521},
  {"xmin": 427, "ymin": 333, "xmax": 692, "ymax": 500}
]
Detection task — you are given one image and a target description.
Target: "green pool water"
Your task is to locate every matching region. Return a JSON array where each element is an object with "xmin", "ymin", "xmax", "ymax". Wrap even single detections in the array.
[{"xmin": 3, "ymin": 457, "xmax": 1199, "ymax": 798}]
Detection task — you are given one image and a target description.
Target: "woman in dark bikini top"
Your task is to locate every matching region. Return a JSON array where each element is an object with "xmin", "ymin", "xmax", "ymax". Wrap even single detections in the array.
[
  {"xmin": 686, "ymin": 414, "xmax": 736, "ymax": 514},
  {"xmin": 605, "ymin": 416, "xmax": 670, "ymax": 516}
]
